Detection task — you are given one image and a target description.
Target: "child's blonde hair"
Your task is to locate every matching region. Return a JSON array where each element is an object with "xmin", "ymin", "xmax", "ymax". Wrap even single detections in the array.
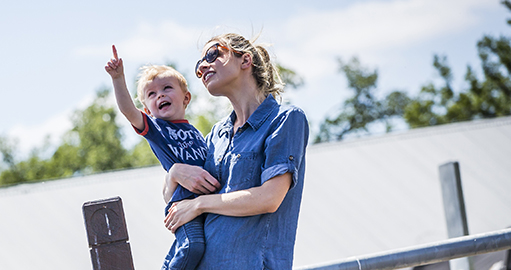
[{"xmin": 136, "ymin": 65, "xmax": 189, "ymax": 107}]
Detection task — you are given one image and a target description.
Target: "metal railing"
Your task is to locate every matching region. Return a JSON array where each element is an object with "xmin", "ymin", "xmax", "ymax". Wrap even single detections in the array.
[{"xmin": 296, "ymin": 228, "xmax": 511, "ymax": 270}]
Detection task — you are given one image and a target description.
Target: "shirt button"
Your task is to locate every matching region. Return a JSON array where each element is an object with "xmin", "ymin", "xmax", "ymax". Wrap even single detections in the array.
[
  {"xmin": 236, "ymin": 154, "xmax": 241, "ymax": 159},
  {"xmin": 217, "ymin": 157, "xmax": 222, "ymax": 162},
  {"xmin": 289, "ymin": 155, "xmax": 294, "ymax": 161}
]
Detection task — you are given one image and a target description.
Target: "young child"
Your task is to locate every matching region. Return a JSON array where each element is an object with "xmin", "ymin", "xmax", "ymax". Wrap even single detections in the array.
[{"xmin": 105, "ymin": 45, "xmax": 210, "ymax": 270}]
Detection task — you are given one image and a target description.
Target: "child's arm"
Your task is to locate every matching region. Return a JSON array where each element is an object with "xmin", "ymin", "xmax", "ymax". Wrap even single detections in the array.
[{"xmin": 105, "ymin": 45, "xmax": 145, "ymax": 130}]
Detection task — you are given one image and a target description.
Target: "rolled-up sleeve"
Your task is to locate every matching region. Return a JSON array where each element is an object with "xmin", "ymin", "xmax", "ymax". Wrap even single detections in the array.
[{"xmin": 261, "ymin": 108, "xmax": 309, "ymax": 189}]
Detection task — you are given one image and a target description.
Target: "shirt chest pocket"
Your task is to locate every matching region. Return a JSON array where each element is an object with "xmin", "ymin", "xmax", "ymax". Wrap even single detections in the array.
[{"xmin": 224, "ymin": 151, "xmax": 261, "ymax": 192}]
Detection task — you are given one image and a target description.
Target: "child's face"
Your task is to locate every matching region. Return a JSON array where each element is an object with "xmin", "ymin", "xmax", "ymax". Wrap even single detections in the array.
[{"xmin": 143, "ymin": 76, "xmax": 190, "ymax": 121}]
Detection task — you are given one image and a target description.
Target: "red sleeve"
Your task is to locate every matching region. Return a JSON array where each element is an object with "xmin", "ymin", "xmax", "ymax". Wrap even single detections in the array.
[{"xmin": 133, "ymin": 111, "xmax": 150, "ymax": 136}]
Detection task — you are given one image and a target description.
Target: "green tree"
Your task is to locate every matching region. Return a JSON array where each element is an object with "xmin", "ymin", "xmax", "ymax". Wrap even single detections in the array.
[
  {"xmin": 404, "ymin": 1, "xmax": 511, "ymax": 127},
  {"xmin": 316, "ymin": 1, "xmax": 511, "ymax": 142},
  {"xmin": 0, "ymin": 136, "xmax": 25, "ymax": 185},
  {"xmin": 129, "ymin": 139, "xmax": 159, "ymax": 167},
  {"xmin": 46, "ymin": 141, "xmax": 83, "ymax": 178},
  {"xmin": 0, "ymin": 136, "xmax": 57, "ymax": 185},
  {"xmin": 277, "ymin": 63, "xmax": 305, "ymax": 90},
  {"xmin": 71, "ymin": 89, "xmax": 132, "ymax": 172},
  {"xmin": 315, "ymin": 57, "xmax": 409, "ymax": 142},
  {"xmin": 471, "ymin": 33, "xmax": 511, "ymax": 116},
  {"xmin": 0, "ymin": 89, "xmax": 136, "ymax": 186},
  {"xmin": 403, "ymin": 55, "xmax": 457, "ymax": 127}
]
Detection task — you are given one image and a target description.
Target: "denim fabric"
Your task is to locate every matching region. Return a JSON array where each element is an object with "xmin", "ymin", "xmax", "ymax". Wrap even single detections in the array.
[
  {"xmin": 161, "ymin": 215, "xmax": 205, "ymax": 270},
  {"xmin": 196, "ymin": 95, "xmax": 309, "ymax": 270}
]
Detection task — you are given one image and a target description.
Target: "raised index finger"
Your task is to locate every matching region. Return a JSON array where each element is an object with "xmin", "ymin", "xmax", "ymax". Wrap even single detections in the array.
[{"xmin": 112, "ymin": 45, "xmax": 118, "ymax": 60}]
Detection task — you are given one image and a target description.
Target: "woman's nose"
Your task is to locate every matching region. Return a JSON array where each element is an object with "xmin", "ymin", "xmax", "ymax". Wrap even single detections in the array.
[{"xmin": 198, "ymin": 61, "xmax": 210, "ymax": 75}]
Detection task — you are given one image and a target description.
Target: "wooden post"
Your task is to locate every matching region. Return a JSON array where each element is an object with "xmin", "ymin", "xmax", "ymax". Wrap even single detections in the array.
[
  {"xmin": 83, "ymin": 196, "xmax": 135, "ymax": 270},
  {"xmin": 505, "ymin": 249, "xmax": 511, "ymax": 270},
  {"xmin": 439, "ymin": 161, "xmax": 473, "ymax": 270}
]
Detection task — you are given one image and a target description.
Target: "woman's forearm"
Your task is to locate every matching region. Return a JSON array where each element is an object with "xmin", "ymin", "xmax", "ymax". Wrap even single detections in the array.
[
  {"xmin": 166, "ymin": 172, "xmax": 292, "ymax": 232},
  {"xmin": 197, "ymin": 172, "xmax": 292, "ymax": 216}
]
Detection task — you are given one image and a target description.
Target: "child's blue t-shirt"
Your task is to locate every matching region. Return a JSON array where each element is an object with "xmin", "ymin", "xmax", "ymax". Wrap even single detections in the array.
[{"xmin": 134, "ymin": 112, "xmax": 208, "ymax": 203}]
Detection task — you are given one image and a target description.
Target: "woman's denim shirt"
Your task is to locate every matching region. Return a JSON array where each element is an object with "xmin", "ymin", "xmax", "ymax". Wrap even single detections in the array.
[{"xmin": 197, "ymin": 95, "xmax": 309, "ymax": 270}]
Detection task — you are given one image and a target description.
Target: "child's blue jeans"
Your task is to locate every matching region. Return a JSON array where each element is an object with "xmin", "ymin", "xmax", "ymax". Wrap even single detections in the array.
[{"xmin": 162, "ymin": 204, "xmax": 205, "ymax": 270}]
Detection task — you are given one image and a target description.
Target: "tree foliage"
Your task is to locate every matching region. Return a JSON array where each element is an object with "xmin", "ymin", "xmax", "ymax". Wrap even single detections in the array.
[
  {"xmin": 0, "ymin": 136, "xmax": 24, "ymax": 185},
  {"xmin": 70, "ymin": 89, "xmax": 131, "ymax": 172},
  {"xmin": 129, "ymin": 139, "xmax": 159, "ymax": 167},
  {"xmin": 404, "ymin": 2, "xmax": 511, "ymax": 125},
  {"xmin": 315, "ymin": 57, "xmax": 410, "ymax": 142},
  {"xmin": 403, "ymin": 29, "xmax": 511, "ymax": 128},
  {"xmin": 0, "ymin": 89, "xmax": 158, "ymax": 186},
  {"xmin": 316, "ymin": 0, "xmax": 511, "ymax": 143},
  {"xmin": 277, "ymin": 63, "xmax": 305, "ymax": 90},
  {"xmin": 403, "ymin": 55, "xmax": 457, "ymax": 127}
]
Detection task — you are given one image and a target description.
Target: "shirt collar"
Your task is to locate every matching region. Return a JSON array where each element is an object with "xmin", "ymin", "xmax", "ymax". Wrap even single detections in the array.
[{"xmin": 217, "ymin": 94, "xmax": 278, "ymax": 137}]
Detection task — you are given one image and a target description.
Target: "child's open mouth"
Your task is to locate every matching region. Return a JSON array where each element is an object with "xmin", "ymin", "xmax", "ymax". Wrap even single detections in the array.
[{"xmin": 159, "ymin": 101, "xmax": 171, "ymax": 110}]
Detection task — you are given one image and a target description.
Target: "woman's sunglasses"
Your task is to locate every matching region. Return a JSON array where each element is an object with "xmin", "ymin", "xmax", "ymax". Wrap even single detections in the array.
[{"xmin": 195, "ymin": 43, "xmax": 243, "ymax": 78}]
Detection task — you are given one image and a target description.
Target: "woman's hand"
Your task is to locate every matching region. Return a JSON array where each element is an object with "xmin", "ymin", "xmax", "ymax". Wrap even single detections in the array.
[
  {"xmin": 163, "ymin": 172, "xmax": 292, "ymax": 233},
  {"xmin": 164, "ymin": 198, "xmax": 202, "ymax": 233},
  {"xmin": 167, "ymin": 163, "xmax": 221, "ymax": 195}
]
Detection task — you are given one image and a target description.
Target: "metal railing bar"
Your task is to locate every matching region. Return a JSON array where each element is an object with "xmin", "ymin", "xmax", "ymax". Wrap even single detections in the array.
[{"xmin": 295, "ymin": 228, "xmax": 511, "ymax": 270}]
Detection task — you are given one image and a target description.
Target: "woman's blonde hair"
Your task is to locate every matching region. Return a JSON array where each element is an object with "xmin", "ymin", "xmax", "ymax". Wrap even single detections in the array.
[
  {"xmin": 136, "ymin": 65, "xmax": 189, "ymax": 107},
  {"xmin": 207, "ymin": 33, "xmax": 285, "ymax": 100}
]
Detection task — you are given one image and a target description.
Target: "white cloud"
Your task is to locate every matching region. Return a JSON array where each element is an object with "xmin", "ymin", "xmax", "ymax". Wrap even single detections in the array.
[
  {"xmin": 271, "ymin": 0, "xmax": 490, "ymax": 77},
  {"xmin": 74, "ymin": 21, "xmax": 201, "ymax": 63},
  {"xmin": 7, "ymin": 112, "xmax": 72, "ymax": 158},
  {"xmin": 120, "ymin": 21, "xmax": 201, "ymax": 62},
  {"xmin": 280, "ymin": 0, "xmax": 486, "ymax": 51},
  {"xmin": 6, "ymin": 94, "xmax": 96, "ymax": 159},
  {"xmin": 264, "ymin": 0, "xmax": 496, "ymax": 131}
]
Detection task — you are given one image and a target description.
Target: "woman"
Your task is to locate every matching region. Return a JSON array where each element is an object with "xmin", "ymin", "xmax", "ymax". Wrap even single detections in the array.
[{"xmin": 163, "ymin": 33, "xmax": 309, "ymax": 269}]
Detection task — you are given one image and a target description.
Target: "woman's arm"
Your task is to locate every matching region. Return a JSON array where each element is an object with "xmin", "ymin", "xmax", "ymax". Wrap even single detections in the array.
[{"xmin": 164, "ymin": 172, "xmax": 292, "ymax": 233}]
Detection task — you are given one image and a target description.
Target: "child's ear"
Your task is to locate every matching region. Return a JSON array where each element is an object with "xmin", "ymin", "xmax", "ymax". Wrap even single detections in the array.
[
  {"xmin": 183, "ymin": 92, "xmax": 191, "ymax": 107},
  {"xmin": 240, "ymin": 53, "xmax": 253, "ymax": 70},
  {"xmin": 144, "ymin": 107, "xmax": 153, "ymax": 116}
]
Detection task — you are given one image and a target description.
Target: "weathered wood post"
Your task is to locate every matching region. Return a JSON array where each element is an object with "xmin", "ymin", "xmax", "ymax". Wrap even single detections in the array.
[
  {"xmin": 83, "ymin": 196, "xmax": 135, "ymax": 270},
  {"xmin": 439, "ymin": 161, "xmax": 473, "ymax": 270}
]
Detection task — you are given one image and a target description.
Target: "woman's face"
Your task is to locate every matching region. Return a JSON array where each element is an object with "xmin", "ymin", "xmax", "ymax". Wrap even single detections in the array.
[{"xmin": 197, "ymin": 41, "xmax": 242, "ymax": 96}]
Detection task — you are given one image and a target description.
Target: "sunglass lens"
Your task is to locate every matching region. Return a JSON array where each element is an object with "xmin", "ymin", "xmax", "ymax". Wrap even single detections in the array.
[
  {"xmin": 205, "ymin": 46, "xmax": 219, "ymax": 63},
  {"xmin": 195, "ymin": 60, "xmax": 203, "ymax": 78},
  {"xmin": 195, "ymin": 44, "xmax": 221, "ymax": 78}
]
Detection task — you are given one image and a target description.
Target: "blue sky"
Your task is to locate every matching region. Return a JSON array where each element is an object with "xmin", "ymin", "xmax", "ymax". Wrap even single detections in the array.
[{"xmin": 1, "ymin": 0, "xmax": 509, "ymax": 157}]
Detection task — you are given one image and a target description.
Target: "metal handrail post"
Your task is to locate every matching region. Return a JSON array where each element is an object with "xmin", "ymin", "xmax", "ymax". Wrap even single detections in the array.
[{"xmin": 296, "ymin": 228, "xmax": 511, "ymax": 270}]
